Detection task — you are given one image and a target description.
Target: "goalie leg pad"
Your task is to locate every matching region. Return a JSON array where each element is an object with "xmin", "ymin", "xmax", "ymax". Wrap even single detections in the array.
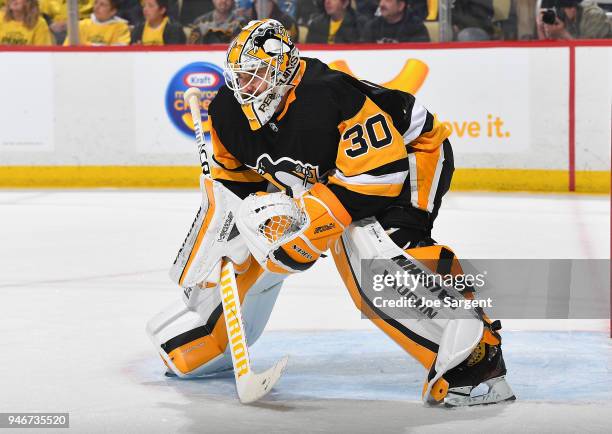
[
  {"xmin": 332, "ymin": 218, "xmax": 499, "ymax": 389},
  {"xmin": 147, "ymin": 262, "xmax": 286, "ymax": 377},
  {"xmin": 332, "ymin": 219, "xmax": 444, "ymax": 368}
]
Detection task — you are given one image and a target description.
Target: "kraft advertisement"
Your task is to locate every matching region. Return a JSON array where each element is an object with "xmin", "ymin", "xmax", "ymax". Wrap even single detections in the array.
[
  {"xmin": 133, "ymin": 49, "xmax": 535, "ymax": 157},
  {"xmin": 0, "ymin": 46, "xmax": 609, "ymax": 191}
]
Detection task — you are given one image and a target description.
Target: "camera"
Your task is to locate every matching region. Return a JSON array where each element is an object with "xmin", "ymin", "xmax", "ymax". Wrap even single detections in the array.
[
  {"xmin": 540, "ymin": 0, "xmax": 580, "ymax": 25},
  {"xmin": 541, "ymin": 9, "xmax": 558, "ymax": 25}
]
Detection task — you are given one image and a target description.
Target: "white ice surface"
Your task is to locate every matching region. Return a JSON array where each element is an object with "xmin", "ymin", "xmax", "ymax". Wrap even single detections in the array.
[{"xmin": 0, "ymin": 190, "xmax": 610, "ymax": 433}]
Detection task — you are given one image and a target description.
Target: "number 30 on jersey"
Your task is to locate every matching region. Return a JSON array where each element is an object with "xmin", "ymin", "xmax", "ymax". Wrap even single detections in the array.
[{"xmin": 342, "ymin": 114, "xmax": 393, "ymax": 158}]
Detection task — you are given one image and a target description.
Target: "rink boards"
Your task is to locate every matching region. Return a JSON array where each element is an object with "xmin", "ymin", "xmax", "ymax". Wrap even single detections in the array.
[{"xmin": 0, "ymin": 42, "xmax": 610, "ymax": 192}]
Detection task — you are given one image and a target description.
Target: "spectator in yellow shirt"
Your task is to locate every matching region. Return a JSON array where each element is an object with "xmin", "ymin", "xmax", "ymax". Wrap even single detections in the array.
[
  {"xmin": 39, "ymin": 0, "xmax": 60, "ymax": 22},
  {"xmin": 131, "ymin": 0, "xmax": 186, "ymax": 45},
  {"xmin": 65, "ymin": 0, "xmax": 130, "ymax": 45},
  {"xmin": 0, "ymin": 0, "xmax": 53, "ymax": 45},
  {"xmin": 43, "ymin": 0, "xmax": 94, "ymax": 44}
]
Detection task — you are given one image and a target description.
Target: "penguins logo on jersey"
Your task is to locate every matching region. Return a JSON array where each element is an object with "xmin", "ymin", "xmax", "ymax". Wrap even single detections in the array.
[{"xmin": 252, "ymin": 154, "xmax": 319, "ymax": 196}]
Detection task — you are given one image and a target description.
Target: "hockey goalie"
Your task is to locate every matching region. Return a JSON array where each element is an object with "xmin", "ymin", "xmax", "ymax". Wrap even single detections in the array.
[{"xmin": 146, "ymin": 19, "xmax": 515, "ymax": 407}]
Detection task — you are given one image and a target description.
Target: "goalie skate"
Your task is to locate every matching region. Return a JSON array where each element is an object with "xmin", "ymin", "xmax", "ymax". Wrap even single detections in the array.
[
  {"xmin": 444, "ymin": 375, "xmax": 516, "ymax": 407},
  {"xmin": 425, "ymin": 324, "xmax": 516, "ymax": 407}
]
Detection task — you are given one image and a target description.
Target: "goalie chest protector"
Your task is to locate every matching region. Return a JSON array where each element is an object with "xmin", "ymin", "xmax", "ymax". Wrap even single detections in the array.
[{"xmin": 208, "ymin": 57, "xmax": 413, "ymax": 196}]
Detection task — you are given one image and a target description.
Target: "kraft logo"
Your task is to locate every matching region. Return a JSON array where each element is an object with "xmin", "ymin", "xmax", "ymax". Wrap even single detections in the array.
[
  {"xmin": 183, "ymin": 72, "xmax": 220, "ymax": 88},
  {"xmin": 166, "ymin": 62, "xmax": 225, "ymax": 138},
  {"xmin": 328, "ymin": 59, "xmax": 429, "ymax": 95}
]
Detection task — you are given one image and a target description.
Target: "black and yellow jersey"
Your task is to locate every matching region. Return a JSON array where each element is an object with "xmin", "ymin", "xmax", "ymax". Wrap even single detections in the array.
[{"xmin": 207, "ymin": 57, "xmax": 451, "ymax": 220}]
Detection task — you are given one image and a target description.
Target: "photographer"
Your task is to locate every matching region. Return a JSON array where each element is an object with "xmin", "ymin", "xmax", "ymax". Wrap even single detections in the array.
[{"xmin": 537, "ymin": 0, "xmax": 612, "ymax": 40}]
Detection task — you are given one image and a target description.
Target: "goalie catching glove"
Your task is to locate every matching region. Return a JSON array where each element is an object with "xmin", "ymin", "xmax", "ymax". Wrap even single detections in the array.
[{"xmin": 237, "ymin": 183, "xmax": 352, "ymax": 274}]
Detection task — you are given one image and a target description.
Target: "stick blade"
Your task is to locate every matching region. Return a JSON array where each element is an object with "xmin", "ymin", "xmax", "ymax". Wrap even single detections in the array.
[{"xmin": 237, "ymin": 356, "xmax": 289, "ymax": 404}]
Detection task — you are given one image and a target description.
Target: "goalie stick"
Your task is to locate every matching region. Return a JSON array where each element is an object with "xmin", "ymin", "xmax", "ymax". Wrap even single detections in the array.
[{"xmin": 183, "ymin": 87, "xmax": 288, "ymax": 404}]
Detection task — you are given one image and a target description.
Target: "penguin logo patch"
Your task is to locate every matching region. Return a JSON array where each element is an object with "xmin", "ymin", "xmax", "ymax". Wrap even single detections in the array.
[{"xmin": 251, "ymin": 154, "xmax": 319, "ymax": 197}]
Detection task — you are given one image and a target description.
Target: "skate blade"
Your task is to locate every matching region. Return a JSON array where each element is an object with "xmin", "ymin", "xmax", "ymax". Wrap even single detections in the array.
[{"xmin": 444, "ymin": 376, "xmax": 516, "ymax": 407}]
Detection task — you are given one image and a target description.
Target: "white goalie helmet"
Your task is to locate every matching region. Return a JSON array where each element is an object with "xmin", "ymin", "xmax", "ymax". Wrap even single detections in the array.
[{"xmin": 223, "ymin": 19, "xmax": 302, "ymax": 129}]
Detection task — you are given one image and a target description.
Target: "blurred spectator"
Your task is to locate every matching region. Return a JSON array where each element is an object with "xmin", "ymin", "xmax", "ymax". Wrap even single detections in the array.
[
  {"xmin": 235, "ymin": 0, "xmax": 298, "ymax": 40},
  {"xmin": 277, "ymin": 0, "xmax": 296, "ymax": 18},
  {"xmin": 361, "ymin": 0, "xmax": 429, "ymax": 42},
  {"xmin": 306, "ymin": 0, "xmax": 361, "ymax": 43},
  {"xmin": 355, "ymin": 0, "xmax": 378, "ymax": 16},
  {"xmin": 166, "ymin": 0, "xmax": 213, "ymax": 26},
  {"xmin": 260, "ymin": 0, "xmax": 299, "ymax": 41},
  {"xmin": 0, "ymin": 0, "xmax": 53, "ymax": 44},
  {"xmin": 234, "ymin": 0, "xmax": 253, "ymax": 20},
  {"xmin": 39, "ymin": 0, "xmax": 60, "ymax": 24},
  {"xmin": 404, "ymin": 0, "xmax": 428, "ymax": 23},
  {"xmin": 39, "ymin": 0, "xmax": 93, "ymax": 44},
  {"xmin": 295, "ymin": 0, "xmax": 323, "ymax": 25},
  {"xmin": 517, "ymin": 0, "xmax": 538, "ymax": 39},
  {"xmin": 116, "ymin": 0, "xmax": 143, "ymax": 24},
  {"xmin": 452, "ymin": 0, "xmax": 494, "ymax": 40},
  {"xmin": 355, "ymin": 0, "xmax": 426, "ymax": 21},
  {"xmin": 187, "ymin": 0, "xmax": 244, "ymax": 43},
  {"xmin": 492, "ymin": 0, "xmax": 518, "ymax": 40},
  {"xmin": 537, "ymin": 0, "xmax": 612, "ymax": 39},
  {"xmin": 132, "ymin": 0, "xmax": 185, "ymax": 44},
  {"xmin": 65, "ymin": 0, "xmax": 130, "ymax": 45},
  {"xmin": 67, "ymin": 0, "xmax": 94, "ymax": 18}
]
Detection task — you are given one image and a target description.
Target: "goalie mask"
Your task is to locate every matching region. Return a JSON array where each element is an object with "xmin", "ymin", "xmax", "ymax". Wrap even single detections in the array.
[{"xmin": 224, "ymin": 19, "xmax": 302, "ymax": 130}]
